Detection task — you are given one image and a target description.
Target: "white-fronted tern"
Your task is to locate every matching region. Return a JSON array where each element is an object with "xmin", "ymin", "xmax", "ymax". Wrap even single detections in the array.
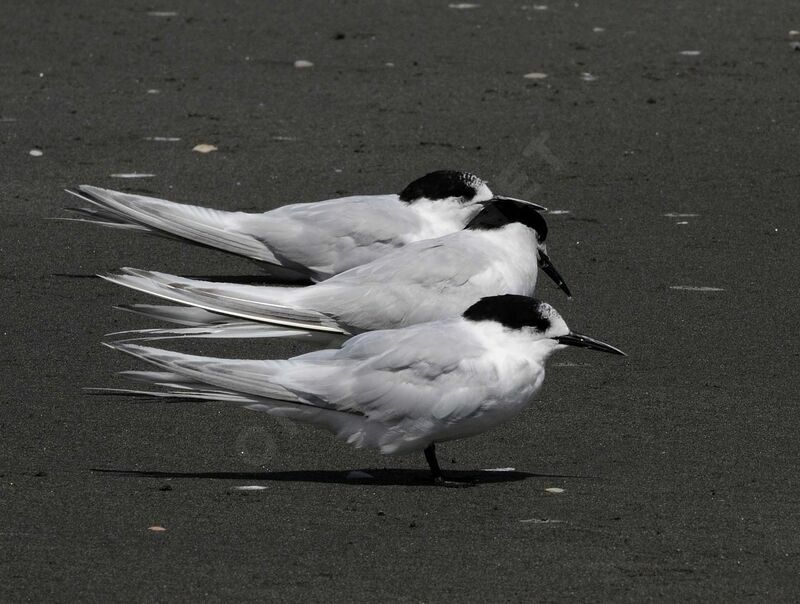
[
  {"xmin": 102, "ymin": 199, "xmax": 572, "ymax": 341},
  {"xmin": 65, "ymin": 170, "xmax": 545, "ymax": 282},
  {"xmin": 102, "ymin": 295, "xmax": 625, "ymax": 486}
]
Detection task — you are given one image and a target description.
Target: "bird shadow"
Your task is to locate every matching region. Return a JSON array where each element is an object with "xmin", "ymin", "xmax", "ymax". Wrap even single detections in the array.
[{"xmin": 91, "ymin": 467, "xmax": 583, "ymax": 487}]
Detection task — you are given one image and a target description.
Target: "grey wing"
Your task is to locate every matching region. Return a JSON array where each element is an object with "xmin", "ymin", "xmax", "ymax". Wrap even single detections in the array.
[
  {"xmin": 238, "ymin": 196, "xmax": 421, "ymax": 279},
  {"xmin": 274, "ymin": 322, "xmax": 496, "ymax": 424},
  {"xmin": 295, "ymin": 234, "xmax": 503, "ymax": 330}
]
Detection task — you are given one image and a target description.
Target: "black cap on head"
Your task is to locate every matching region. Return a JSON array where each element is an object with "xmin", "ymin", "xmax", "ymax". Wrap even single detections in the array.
[
  {"xmin": 399, "ymin": 170, "xmax": 482, "ymax": 203},
  {"xmin": 462, "ymin": 295, "xmax": 553, "ymax": 331},
  {"xmin": 465, "ymin": 199, "xmax": 548, "ymax": 240}
]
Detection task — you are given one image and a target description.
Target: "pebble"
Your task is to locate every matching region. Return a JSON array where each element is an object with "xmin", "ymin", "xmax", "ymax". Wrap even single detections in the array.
[
  {"xmin": 192, "ymin": 143, "xmax": 218, "ymax": 153},
  {"xmin": 294, "ymin": 60, "xmax": 314, "ymax": 68},
  {"xmin": 29, "ymin": 149, "xmax": 43, "ymax": 157},
  {"xmin": 523, "ymin": 72, "xmax": 548, "ymax": 80}
]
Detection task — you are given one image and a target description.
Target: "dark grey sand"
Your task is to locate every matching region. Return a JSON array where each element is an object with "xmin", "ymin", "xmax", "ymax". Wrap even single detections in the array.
[{"xmin": 1, "ymin": 1, "xmax": 799, "ymax": 600}]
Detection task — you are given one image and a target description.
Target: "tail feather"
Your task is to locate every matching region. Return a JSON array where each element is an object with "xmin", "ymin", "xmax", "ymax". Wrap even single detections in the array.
[
  {"xmin": 87, "ymin": 387, "xmax": 259, "ymax": 403},
  {"xmin": 102, "ymin": 343, "xmax": 370, "ymax": 442},
  {"xmin": 107, "ymin": 342, "xmax": 314, "ymax": 404},
  {"xmin": 115, "ymin": 303, "xmax": 232, "ymax": 327},
  {"xmin": 60, "ymin": 203, "xmax": 153, "ymax": 231},
  {"xmin": 108, "ymin": 323, "xmax": 347, "ymax": 345},
  {"xmin": 66, "ymin": 186, "xmax": 282, "ymax": 264},
  {"xmin": 102, "ymin": 268, "xmax": 349, "ymax": 335}
]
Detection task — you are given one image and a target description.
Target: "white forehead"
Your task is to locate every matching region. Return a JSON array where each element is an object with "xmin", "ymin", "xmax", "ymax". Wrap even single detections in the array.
[
  {"xmin": 538, "ymin": 302, "xmax": 570, "ymax": 338},
  {"xmin": 472, "ymin": 181, "xmax": 494, "ymax": 203}
]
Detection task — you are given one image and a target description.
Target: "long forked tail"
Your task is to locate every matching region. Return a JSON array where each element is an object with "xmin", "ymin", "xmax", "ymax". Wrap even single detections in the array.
[
  {"xmin": 62, "ymin": 186, "xmax": 283, "ymax": 265},
  {"xmin": 98, "ymin": 342, "xmax": 365, "ymax": 438},
  {"xmin": 100, "ymin": 268, "xmax": 350, "ymax": 335},
  {"xmin": 108, "ymin": 303, "xmax": 348, "ymax": 345}
]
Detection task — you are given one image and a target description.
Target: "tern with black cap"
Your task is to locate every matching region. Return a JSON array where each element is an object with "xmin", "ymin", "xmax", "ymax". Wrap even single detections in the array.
[
  {"xmin": 100, "ymin": 295, "xmax": 625, "ymax": 487},
  {"xmin": 62, "ymin": 170, "xmax": 545, "ymax": 282}
]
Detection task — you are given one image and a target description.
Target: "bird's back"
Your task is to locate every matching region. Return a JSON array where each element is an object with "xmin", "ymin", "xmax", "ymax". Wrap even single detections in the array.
[{"xmin": 231, "ymin": 195, "xmax": 425, "ymax": 280}]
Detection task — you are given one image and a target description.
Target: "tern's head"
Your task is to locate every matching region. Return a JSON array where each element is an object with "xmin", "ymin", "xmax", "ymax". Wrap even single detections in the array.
[
  {"xmin": 399, "ymin": 170, "xmax": 492, "ymax": 204},
  {"xmin": 463, "ymin": 295, "xmax": 626, "ymax": 355},
  {"xmin": 398, "ymin": 170, "xmax": 547, "ymax": 210},
  {"xmin": 466, "ymin": 201, "xmax": 572, "ymax": 298}
]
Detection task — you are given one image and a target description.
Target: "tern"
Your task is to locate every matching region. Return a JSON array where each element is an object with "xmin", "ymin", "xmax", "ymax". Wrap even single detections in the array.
[
  {"xmin": 102, "ymin": 295, "xmax": 625, "ymax": 486},
  {"xmin": 64, "ymin": 170, "xmax": 545, "ymax": 282},
  {"xmin": 102, "ymin": 199, "xmax": 572, "ymax": 342}
]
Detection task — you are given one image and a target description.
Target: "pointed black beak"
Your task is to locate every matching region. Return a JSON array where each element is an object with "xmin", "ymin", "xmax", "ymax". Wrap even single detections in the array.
[
  {"xmin": 538, "ymin": 250, "xmax": 572, "ymax": 298},
  {"xmin": 485, "ymin": 195, "xmax": 548, "ymax": 212},
  {"xmin": 555, "ymin": 332, "xmax": 627, "ymax": 356}
]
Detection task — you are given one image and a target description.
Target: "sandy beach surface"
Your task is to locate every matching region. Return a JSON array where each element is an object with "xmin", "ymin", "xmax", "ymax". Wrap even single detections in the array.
[{"xmin": 1, "ymin": 1, "xmax": 798, "ymax": 600}]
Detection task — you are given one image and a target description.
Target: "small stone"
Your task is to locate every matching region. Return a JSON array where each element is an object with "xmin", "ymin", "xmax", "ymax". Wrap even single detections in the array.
[
  {"xmin": 294, "ymin": 60, "xmax": 314, "ymax": 68},
  {"xmin": 545, "ymin": 487, "xmax": 565, "ymax": 494},
  {"xmin": 192, "ymin": 143, "xmax": 218, "ymax": 153},
  {"xmin": 29, "ymin": 149, "xmax": 43, "ymax": 157},
  {"xmin": 523, "ymin": 72, "xmax": 548, "ymax": 80},
  {"xmin": 148, "ymin": 526, "xmax": 167, "ymax": 532}
]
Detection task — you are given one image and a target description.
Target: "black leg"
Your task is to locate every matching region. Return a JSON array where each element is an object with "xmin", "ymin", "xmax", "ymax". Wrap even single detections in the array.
[{"xmin": 424, "ymin": 443, "xmax": 476, "ymax": 488}]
